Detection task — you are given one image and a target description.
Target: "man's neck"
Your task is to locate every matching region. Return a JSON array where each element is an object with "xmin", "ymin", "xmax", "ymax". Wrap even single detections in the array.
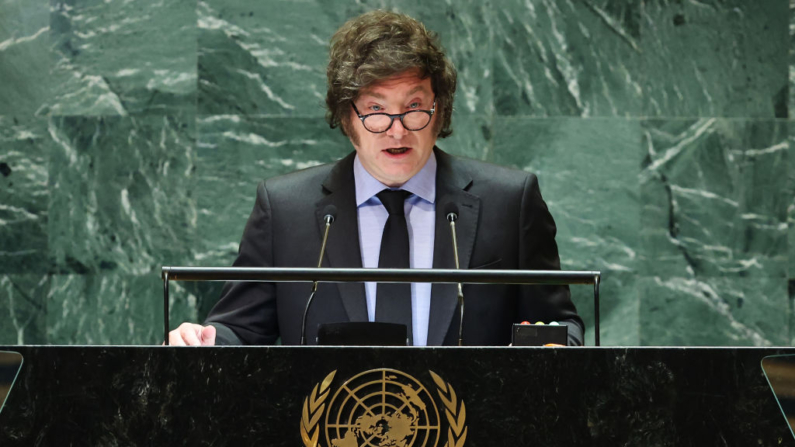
[{"xmin": 353, "ymin": 151, "xmax": 437, "ymax": 206}]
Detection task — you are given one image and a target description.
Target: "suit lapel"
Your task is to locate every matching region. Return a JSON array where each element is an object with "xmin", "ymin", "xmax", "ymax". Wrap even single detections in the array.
[
  {"xmin": 427, "ymin": 148, "xmax": 480, "ymax": 345},
  {"xmin": 315, "ymin": 152, "xmax": 368, "ymax": 322}
]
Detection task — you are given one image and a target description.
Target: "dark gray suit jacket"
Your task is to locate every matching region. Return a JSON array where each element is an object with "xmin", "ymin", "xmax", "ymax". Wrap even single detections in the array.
[{"xmin": 205, "ymin": 148, "xmax": 584, "ymax": 346}]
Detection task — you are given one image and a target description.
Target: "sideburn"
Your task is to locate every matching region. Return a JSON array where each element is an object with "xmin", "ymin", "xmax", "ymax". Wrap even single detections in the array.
[{"xmin": 341, "ymin": 116, "xmax": 360, "ymax": 146}]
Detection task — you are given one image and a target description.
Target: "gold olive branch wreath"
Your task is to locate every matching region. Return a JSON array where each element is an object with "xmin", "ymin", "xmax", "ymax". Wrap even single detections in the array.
[
  {"xmin": 300, "ymin": 370, "xmax": 336, "ymax": 447},
  {"xmin": 429, "ymin": 370, "xmax": 468, "ymax": 447}
]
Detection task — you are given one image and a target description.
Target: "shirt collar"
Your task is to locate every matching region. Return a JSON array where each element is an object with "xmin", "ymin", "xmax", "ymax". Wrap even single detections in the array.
[{"xmin": 353, "ymin": 151, "xmax": 437, "ymax": 206}]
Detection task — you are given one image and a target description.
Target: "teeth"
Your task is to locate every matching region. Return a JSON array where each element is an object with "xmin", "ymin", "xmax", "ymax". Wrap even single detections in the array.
[{"xmin": 386, "ymin": 147, "xmax": 409, "ymax": 154}]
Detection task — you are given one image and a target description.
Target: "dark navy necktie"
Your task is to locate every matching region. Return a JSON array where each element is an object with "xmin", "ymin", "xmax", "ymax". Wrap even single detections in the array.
[{"xmin": 375, "ymin": 189, "xmax": 413, "ymax": 343}]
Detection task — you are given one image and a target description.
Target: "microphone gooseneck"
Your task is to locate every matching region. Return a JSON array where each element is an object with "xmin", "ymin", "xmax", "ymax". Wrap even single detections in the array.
[
  {"xmin": 316, "ymin": 205, "xmax": 337, "ymax": 272},
  {"xmin": 301, "ymin": 204, "xmax": 337, "ymax": 345},
  {"xmin": 444, "ymin": 203, "xmax": 461, "ymax": 270},
  {"xmin": 443, "ymin": 202, "xmax": 465, "ymax": 346}
]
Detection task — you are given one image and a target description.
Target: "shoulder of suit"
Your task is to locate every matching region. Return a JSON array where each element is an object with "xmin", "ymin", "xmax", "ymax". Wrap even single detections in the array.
[
  {"xmin": 442, "ymin": 151, "xmax": 537, "ymax": 187},
  {"xmin": 260, "ymin": 160, "xmax": 336, "ymax": 192}
]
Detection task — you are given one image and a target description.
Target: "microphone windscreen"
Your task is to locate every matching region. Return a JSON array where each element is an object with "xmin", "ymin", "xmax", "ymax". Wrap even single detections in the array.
[
  {"xmin": 443, "ymin": 202, "xmax": 459, "ymax": 220},
  {"xmin": 323, "ymin": 204, "xmax": 337, "ymax": 223}
]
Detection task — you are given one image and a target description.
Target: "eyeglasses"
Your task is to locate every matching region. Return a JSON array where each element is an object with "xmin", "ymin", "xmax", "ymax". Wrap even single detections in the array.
[{"xmin": 351, "ymin": 100, "xmax": 436, "ymax": 133}]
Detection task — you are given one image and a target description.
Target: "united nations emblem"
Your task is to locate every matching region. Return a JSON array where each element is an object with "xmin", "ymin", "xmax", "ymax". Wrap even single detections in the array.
[{"xmin": 300, "ymin": 369, "xmax": 467, "ymax": 447}]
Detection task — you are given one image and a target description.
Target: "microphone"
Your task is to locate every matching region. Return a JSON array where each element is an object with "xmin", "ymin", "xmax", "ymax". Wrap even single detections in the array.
[
  {"xmin": 443, "ymin": 202, "xmax": 465, "ymax": 346},
  {"xmin": 300, "ymin": 204, "xmax": 337, "ymax": 345}
]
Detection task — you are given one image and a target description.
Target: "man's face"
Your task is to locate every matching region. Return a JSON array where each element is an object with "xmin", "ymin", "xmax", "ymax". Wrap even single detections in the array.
[{"xmin": 349, "ymin": 70, "xmax": 438, "ymax": 187}]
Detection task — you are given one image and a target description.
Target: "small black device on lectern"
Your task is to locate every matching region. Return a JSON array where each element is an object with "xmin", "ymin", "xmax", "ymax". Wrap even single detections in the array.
[
  {"xmin": 512, "ymin": 323, "xmax": 568, "ymax": 346},
  {"xmin": 316, "ymin": 322, "xmax": 408, "ymax": 346}
]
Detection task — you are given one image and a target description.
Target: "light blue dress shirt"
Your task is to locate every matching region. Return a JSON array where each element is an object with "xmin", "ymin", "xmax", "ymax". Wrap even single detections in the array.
[{"xmin": 353, "ymin": 152, "xmax": 437, "ymax": 346}]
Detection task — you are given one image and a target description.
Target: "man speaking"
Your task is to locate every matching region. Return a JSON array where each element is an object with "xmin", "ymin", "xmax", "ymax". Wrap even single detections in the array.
[{"xmin": 169, "ymin": 10, "xmax": 584, "ymax": 346}]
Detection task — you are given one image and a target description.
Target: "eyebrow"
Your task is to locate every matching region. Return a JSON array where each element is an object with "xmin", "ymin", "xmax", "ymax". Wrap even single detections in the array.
[{"xmin": 360, "ymin": 85, "xmax": 431, "ymax": 101}]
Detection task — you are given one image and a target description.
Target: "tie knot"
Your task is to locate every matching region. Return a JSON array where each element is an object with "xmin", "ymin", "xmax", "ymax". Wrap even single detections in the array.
[{"xmin": 377, "ymin": 189, "xmax": 411, "ymax": 216}]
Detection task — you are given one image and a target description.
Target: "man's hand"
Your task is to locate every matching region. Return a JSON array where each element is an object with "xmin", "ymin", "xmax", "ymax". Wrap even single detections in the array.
[{"xmin": 167, "ymin": 323, "xmax": 216, "ymax": 346}]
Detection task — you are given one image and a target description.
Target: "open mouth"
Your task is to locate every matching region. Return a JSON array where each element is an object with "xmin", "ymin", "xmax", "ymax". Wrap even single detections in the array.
[{"xmin": 385, "ymin": 147, "xmax": 410, "ymax": 155}]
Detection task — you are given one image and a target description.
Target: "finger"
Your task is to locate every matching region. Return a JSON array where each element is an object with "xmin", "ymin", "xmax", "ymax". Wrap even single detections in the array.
[
  {"xmin": 180, "ymin": 324, "xmax": 203, "ymax": 346},
  {"xmin": 169, "ymin": 329, "xmax": 187, "ymax": 346},
  {"xmin": 200, "ymin": 325, "xmax": 216, "ymax": 346}
]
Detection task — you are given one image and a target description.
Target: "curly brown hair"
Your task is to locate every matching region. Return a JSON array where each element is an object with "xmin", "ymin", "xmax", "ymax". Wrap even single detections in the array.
[{"xmin": 325, "ymin": 10, "xmax": 457, "ymax": 141}]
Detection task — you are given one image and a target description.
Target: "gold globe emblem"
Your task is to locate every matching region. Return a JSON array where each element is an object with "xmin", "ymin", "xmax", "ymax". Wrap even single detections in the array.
[{"xmin": 300, "ymin": 369, "xmax": 467, "ymax": 447}]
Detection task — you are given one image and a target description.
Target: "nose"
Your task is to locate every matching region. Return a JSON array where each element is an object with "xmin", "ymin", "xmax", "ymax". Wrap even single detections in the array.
[{"xmin": 386, "ymin": 116, "xmax": 407, "ymax": 139}]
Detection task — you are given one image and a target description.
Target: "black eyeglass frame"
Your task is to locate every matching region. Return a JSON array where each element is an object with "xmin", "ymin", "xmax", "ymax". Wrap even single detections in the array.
[{"xmin": 351, "ymin": 99, "xmax": 436, "ymax": 134}]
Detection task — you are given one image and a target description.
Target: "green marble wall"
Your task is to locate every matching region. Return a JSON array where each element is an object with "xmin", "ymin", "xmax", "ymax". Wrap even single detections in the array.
[{"xmin": 0, "ymin": 0, "xmax": 792, "ymax": 346}]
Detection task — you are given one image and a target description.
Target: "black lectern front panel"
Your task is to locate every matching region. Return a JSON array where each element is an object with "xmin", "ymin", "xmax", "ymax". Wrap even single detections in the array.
[{"xmin": 0, "ymin": 346, "xmax": 792, "ymax": 446}]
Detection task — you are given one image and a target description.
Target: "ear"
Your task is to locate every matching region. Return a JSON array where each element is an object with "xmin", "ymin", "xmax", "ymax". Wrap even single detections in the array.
[{"xmin": 432, "ymin": 99, "xmax": 445, "ymax": 136}]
